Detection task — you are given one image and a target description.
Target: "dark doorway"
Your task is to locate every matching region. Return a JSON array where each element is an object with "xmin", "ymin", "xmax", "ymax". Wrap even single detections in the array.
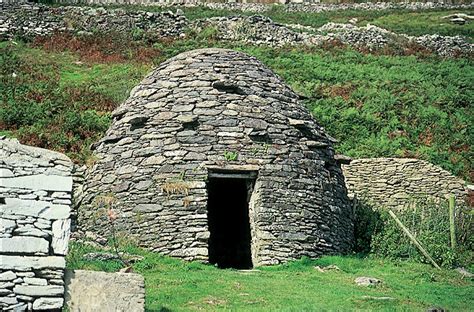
[{"xmin": 207, "ymin": 174, "xmax": 254, "ymax": 269}]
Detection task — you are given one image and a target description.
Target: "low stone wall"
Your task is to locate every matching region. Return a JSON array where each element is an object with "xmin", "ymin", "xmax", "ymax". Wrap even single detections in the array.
[
  {"xmin": 342, "ymin": 158, "xmax": 468, "ymax": 210},
  {"xmin": 2, "ymin": 3, "xmax": 472, "ymax": 57},
  {"xmin": 51, "ymin": 0, "xmax": 474, "ymax": 11},
  {"xmin": 0, "ymin": 0, "xmax": 27, "ymax": 3},
  {"xmin": 0, "ymin": 3, "xmax": 187, "ymax": 40},
  {"xmin": 50, "ymin": 0, "xmax": 469, "ymax": 9},
  {"xmin": 0, "ymin": 138, "xmax": 74, "ymax": 311}
]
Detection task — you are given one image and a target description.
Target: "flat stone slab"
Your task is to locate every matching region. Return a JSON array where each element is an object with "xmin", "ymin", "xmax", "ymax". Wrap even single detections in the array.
[
  {"xmin": 0, "ymin": 198, "xmax": 70, "ymax": 220},
  {"xmin": 0, "ymin": 255, "xmax": 66, "ymax": 271},
  {"xmin": 1, "ymin": 237, "xmax": 49, "ymax": 255},
  {"xmin": 1, "ymin": 174, "xmax": 73, "ymax": 192},
  {"xmin": 65, "ymin": 270, "xmax": 145, "ymax": 312}
]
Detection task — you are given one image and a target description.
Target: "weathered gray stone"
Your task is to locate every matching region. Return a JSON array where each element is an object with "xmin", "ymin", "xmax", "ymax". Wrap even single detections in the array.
[
  {"xmin": 342, "ymin": 158, "xmax": 468, "ymax": 210},
  {"xmin": 13, "ymin": 226, "xmax": 49, "ymax": 238},
  {"xmin": 0, "ymin": 237, "xmax": 49, "ymax": 254},
  {"xmin": 355, "ymin": 276, "xmax": 382, "ymax": 287},
  {"xmin": 0, "ymin": 288, "xmax": 13, "ymax": 296},
  {"xmin": 0, "ymin": 218, "xmax": 16, "ymax": 234},
  {"xmin": 51, "ymin": 219, "xmax": 71, "ymax": 255},
  {"xmin": 143, "ymin": 156, "xmax": 166, "ymax": 166},
  {"xmin": 32, "ymin": 297, "xmax": 64, "ymax": 310},
  {"xmin": 0, "ymin": 168, "xmax": 14, "ymax": 178},
  {"xmin": 0, "ymin": 198, "xmax": 70, "ymax": 220},
  {"xmin": 13, "ymin": 285, "xmax": 64, "ymax": 296},
  {"xmin": 0, "ymin": 296, "xmax": 18, "ymax": 305},
  {"xmin": 65, "ymin": 270, "xmax": 145, "ymax": 312},
  {"xmin": 23, "ymin": 278, "xmax": 47, "ymax": 286},
  {"xmin": 1, "ymin": 175, "xmax": 72, "ymax": 192},
  {"xmin": 79, "ymin": 48, "xmax": 353, "ymax": 267},
  {"xmin": 0, "ymin": 256, "xmax": 66, "ymax": 270},
  {"xmin": 0, "ymin": 271, "xmax": 17, "ymax": 281}
]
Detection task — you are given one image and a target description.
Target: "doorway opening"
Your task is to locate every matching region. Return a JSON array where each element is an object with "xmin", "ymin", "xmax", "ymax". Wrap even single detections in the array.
[{"xmin": 207, "ymin": 171, "xmax": 256, "ymax": 269}]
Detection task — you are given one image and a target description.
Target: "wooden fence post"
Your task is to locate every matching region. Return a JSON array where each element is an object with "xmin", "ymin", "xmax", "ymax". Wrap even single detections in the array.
[
  {"xmin": 449, "ymin": 194, "xmax": 456, "ymax": 250},
  {"xmin": 388, "ymin": 210, "xmax": 441, "ymax": 270}
]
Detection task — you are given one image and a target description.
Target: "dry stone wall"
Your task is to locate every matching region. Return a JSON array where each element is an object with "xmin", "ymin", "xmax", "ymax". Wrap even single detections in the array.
[
  {"xmin": 78, "ymin": 48, "xmax": 354, "ymax": 266},
  {"xmin": 342, "ymin": 158, "xmax": 468, "ymax": 210},
  {"xmin": 0, "ymin": 3, "xmax": 187, "ymax": 40},
  {"xmin": 2, "ymin": 3, "xmax": 472, "ymax": 57},
  {"xmin": 51, "ymin": 0, "xmax": 473, "ymax": 10},
  {"xmin": 0, "ymin": 137, "xmax": 73, "ymax": 311}
]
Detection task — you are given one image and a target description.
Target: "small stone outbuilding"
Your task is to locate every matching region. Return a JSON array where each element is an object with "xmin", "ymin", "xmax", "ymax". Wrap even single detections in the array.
[{"xmin": 78, "ymin": 48, "xmax": 353, "ymax": 268}]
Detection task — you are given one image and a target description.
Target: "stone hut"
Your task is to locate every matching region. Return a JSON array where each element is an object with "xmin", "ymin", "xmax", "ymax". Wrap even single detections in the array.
[{"xmin": 78, "ymin": 48, "xmax": 353, "ymax": 268}]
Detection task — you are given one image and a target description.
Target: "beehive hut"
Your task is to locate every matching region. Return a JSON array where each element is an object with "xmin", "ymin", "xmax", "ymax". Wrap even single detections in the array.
[{"xmin": 78, "ymin": 48, "xmax": 353, "ymax": 268}]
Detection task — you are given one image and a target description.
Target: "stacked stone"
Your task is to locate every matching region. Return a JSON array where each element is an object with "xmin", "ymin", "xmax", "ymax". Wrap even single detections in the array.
[
  {"xmin": 1, "ymin": 3, "xmax": 472, "ymax": 57},
  {"xmin": 192, "ymin": 16, "xmax": 473, "ymax": 56},
  {"xmin": 192, "ymin": 15, "xmax": 319, "ymax": 47},
  {"xmin": 342, "ymin": 158, "xmax": 468, "ymax": 210},
  {"xmin": 0, "ymin": 2, "xmax": 187, "ymax": 40},
  {"xmin": 318, "ymin": 22, "xmax": 474, "ymax": 57},
  {"xmin": 51, "ymin": 1, "xmax": 474, "ymax": 12},
  {"xmin": 78, "ymin": 48, "xmax": 353, "ymax": 266},
  {"xmin": 0, "ymin": 138, "xmax": 73, "ymax": 311}
]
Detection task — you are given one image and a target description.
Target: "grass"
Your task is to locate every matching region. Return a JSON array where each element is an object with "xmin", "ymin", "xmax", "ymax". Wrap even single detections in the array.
[
  {"xmin": 67, "ymin": 242, "xmax": 474, "ymax": 311},
  {"xmin": 0, "ymin": 40, "xmax": 150, "ymax": 163}
]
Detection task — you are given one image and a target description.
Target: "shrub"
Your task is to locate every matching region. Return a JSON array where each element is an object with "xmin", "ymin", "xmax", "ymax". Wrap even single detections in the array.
[{"xmin": 355, "ymin": 196, "xmax": 473, "ymax": 268}]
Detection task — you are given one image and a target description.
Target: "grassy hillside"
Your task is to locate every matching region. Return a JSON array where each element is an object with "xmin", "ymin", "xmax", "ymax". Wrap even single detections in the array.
[
  {"xmin": 1, "ymin": 34, "xmax": 472, "ymax": 179},
  {"xmin": 67, "ymin": 242, "xmax": 474, "ymax": 311}
]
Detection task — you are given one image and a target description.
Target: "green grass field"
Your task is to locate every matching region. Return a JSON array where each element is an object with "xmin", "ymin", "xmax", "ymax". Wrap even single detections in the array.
[{"xmin": 67, "ymin": 242, "xmax": 474, "ymax": 311}]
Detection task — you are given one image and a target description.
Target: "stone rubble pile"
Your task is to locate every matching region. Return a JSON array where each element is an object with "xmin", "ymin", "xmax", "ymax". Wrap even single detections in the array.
[
  {"xmin": 0, "ymin": 137, "xmax": 74, "ymax": 311},
  {"xmin": 0, "ymin": 3, "xmax": 187, "ymax": 40}
]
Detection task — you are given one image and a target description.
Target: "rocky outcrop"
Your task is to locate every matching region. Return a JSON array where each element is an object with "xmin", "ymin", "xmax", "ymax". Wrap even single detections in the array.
[
  {"xmin": 78, "ymin": 48, "xmax": 354, "ymax": 266},
  {"xmin": 0, "ymin": 137, "xmax": 74, "ymax": 311},
  {"xmin": 342, "ymin": 158, "xmax": 468, "ymax": 210}
]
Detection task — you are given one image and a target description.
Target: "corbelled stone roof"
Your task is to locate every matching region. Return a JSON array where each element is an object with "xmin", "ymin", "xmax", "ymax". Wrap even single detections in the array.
[{"xmin": 80, "ymin": 48, "xmax": 353, "ymax": 265}]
